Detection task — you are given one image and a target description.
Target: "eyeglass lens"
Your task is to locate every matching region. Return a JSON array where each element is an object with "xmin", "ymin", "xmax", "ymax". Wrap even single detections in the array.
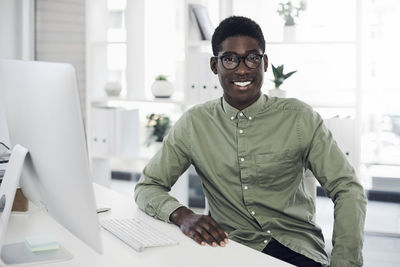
[{"xmin": 221, "ymin": 54, "xmax": 262, "ymax": 70}]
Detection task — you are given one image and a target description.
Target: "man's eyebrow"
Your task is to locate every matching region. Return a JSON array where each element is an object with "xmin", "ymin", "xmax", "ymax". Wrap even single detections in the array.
[
  {"xmin": 220, "ymin": 51, "xmax": 237, "ymax": 56},
  {"xmin": 220, "ymin": 49, "xmax": 261, "ymax": 56},
  {"xmin": 246, "ymin": 49, "xmax": 261, "ymax": 54}
]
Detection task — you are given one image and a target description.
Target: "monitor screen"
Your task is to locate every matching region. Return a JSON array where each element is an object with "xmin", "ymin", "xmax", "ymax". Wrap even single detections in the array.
[{"xmin": 0, "ymin": 60, "xmax": 102, "ymax": 254}]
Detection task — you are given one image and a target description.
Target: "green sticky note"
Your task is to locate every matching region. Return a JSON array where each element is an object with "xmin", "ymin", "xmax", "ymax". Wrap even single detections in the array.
[{"xmin": 25, "ymin": 235, "xmax": 60, "ymax": 252}]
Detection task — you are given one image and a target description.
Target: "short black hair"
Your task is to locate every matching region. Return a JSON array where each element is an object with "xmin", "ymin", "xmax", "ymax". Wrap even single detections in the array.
[{"xmin": 211, "ymin": 16, "xmax": 265, "ymax": 56}]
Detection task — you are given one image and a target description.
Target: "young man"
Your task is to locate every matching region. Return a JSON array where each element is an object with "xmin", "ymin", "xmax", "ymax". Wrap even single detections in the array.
[{"xmin": 135, "ymin": 16, "xmax": 366, "ymax": 267}]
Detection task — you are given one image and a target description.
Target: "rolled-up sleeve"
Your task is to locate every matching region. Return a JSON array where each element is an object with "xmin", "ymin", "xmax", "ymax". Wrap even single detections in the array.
[
  {"xmin": 134, "ymin": 112, "xmax": 193, "ymax": 222},
  {"xmin": 301, "ymin": 109, "xmax": 367, "ymax": 267}
]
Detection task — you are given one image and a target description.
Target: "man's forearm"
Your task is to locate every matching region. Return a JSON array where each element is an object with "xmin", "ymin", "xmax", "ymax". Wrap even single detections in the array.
[
  {"xmin": 331, "ymin": 191, "xmax": 367, "ymax": 267},
  {"xmin": 134, "ymin": 177, "xmax": 183, "ymax": 222}
]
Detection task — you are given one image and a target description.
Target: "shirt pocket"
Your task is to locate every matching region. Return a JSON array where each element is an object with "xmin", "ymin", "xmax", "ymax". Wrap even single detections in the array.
[{"xmin": 255, "ymin": 149, "xmax": 301, "ymax": 187}]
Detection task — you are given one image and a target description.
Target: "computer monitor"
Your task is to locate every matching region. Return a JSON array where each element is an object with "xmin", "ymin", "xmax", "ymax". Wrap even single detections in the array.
[{"xmin": 0, "ymin": 60, "xmax": 103, "ymax": 254}]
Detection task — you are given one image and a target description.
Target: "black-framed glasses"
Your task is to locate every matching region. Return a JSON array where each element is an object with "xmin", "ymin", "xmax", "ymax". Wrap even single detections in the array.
[{"xmin": 215, "ymin": 53, "xmax": 264, "ymax": 70}]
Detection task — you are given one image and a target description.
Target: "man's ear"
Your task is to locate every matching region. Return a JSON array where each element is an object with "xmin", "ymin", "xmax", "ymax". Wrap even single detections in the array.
[
  {"xmin": 210, "ymin": 56, "xmax": 218, "ymax": 74},
  {"xmin": 263, "ymin": 54, "xmax": 268, "ymax": 72}
]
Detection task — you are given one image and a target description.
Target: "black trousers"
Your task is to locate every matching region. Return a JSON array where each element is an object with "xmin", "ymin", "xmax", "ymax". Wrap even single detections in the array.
[{"xmin": 262, "ymin": 239, "xmax": 322, "ymax": 267}]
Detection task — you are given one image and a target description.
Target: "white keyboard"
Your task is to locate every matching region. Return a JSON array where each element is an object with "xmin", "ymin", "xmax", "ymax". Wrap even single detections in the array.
[{"xmin": 100, "ymin": 218, "xmax": 179, "ymax": 252}]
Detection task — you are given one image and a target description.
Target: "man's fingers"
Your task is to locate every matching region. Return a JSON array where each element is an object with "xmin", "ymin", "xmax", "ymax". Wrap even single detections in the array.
[
  {"xmin": 195, "ymin": 226, "xmax": 219, "ymax": 247},
  {"xmin": 204, "ymin": 215, "xmax": 220, "ymax": 228},
  {"xmin": 188, "ymin": 230, "xmax": 206, "ymax": 246},
  {"xmin": 200, "ymin": 224, "xmax": 224, "ymax": 246},
  {"xmin": 187, "ymin": 224, "xmax": 223, "ymax": 247},
  {"xmin": 179, "ymin": 214, "xmax": 229, "ymax": 247},
  {"xmin": 201, "ymin": 217, "xmax": 227, "ymax": 246}
]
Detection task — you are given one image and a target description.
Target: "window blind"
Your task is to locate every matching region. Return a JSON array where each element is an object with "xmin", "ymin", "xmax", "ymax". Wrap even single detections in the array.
[{"xmin": 35, "ymin": 0, "xmax": 86, "ymax": 119}]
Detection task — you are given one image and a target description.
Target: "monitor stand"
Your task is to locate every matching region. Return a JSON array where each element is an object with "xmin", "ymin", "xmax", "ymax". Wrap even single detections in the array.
[
  {"xmin": 1, "ymin": 243, "xmax": 72, "ymax": 265},
  {"xmin": 0, "ymin": 144, "xmax": 72, "ymax": 265}
]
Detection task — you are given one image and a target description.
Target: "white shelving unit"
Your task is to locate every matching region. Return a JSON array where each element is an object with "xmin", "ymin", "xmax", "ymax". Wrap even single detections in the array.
[
  {"xmin": 184, "ymin": 0, "xmax": 216, "ymax": 105},
  {"xmin": 85, "ymin": 0, "xmax": 231, "ymax": 206}
]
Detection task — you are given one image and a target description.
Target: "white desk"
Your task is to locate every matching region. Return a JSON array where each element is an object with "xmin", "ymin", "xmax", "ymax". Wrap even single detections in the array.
[{"xmin": 3, "ymin": 184, "xmax": 292, "ymax": 267}]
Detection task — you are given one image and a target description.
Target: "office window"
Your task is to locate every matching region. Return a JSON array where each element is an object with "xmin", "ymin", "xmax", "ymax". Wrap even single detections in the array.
[
  {"xmin": 361, "ymin": 0, "xmax": 400, "ymax": 192},
  {"xmin": 35, "ymin": 0, "xmax": 86, "ymax": 118},
  {"xmin": 232, "ymin": 0, "xmax": 400, "ymax": 192}
]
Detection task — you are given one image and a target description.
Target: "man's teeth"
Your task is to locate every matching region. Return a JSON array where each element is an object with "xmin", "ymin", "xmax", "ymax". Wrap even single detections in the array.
[{"xmin": 234, "ymin": 81, "xmax": 251, "ymax": 87}]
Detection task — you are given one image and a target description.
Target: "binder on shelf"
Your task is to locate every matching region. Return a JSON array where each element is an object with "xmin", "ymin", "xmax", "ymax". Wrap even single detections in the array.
[
  {"xmin": 189, "ymin": 4, "xmax": 214, "ymax": 41},
  {"xmin": 324, "ymin": 116, "xmax": 356, "ymax": 168},
  {"xmin": 91, "ymin": 107, "xmax": 140, "ymax": 158},
  {"xmin": 186, "ymin": 53, "xmax": 201, "ymax": 103},
  {"xmin": 198, "ymin": 53, "xmax": 212, "ymax": 102},
  {"xmin": 210, "ymin": 74, "xmax": 223, "ymax": 100},
  {"xmin": 199, "ymin": 82, "xmax": 210, "ymax": 103},
  {"xmin": 186, "ymin": 52, "xmax": 214, "ymax": 104}
]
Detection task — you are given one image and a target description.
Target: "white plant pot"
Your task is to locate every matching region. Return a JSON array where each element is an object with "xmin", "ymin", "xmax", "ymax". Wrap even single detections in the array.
[
  {"xmin": 151, "ymin": 80, "xmax": 174, "ymax": 98},
  {"xmin": 283, "ymin": 25, "xmax": 296, "ymax": 42},
  {"xmin": 268, "ymin": 88, "xmax": 287, "ymax": 98},
  {"xmin": 104, "ymin": 81, "xmax": 122, "ymax": 97}
]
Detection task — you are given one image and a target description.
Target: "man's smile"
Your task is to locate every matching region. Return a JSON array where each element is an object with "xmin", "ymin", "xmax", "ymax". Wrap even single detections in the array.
[{"xmin": 233, "ymin": 80, "xmax": 253, "ymax": 89}]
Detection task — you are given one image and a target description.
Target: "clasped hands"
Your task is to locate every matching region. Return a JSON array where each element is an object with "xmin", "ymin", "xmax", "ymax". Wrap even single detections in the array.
[{"xmin": 170, "ymin": 206, "xmax": 229, "ymax": 247}]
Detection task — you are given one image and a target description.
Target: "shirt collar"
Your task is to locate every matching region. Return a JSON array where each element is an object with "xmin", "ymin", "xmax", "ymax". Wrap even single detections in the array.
[{"xmin": 221, "ymin": 94, "xmax": 267, "ymax": 120}]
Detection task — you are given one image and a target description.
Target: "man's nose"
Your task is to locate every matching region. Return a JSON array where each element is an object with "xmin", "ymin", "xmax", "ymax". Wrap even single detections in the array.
[{"xmin": 235, "ymin": 59, "xmax": 249, "ymax": 74}]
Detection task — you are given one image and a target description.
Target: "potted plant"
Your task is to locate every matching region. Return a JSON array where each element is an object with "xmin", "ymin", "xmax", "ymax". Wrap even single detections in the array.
[
  {"xmin": 145, "ymin": 113, "xmax": 171, "ymax": 147},
  {"xmin": 277, "ymin": 0, "xmax": 307, "ymax": 41},
  {"xmin": 104, "ymin": 81, "xmax": 122, "ymax": 97},
  {"xmin": 151, "ymin": 75, "xmax": 175, "ymax": 98},
  {"xmin": 269, "ymin": 64, "xmax": 297, "ymax": 98}
]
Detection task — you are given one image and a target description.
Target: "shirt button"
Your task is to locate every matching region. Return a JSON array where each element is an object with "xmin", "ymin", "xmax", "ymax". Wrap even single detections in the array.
[
  {"xmin": 251, "ymin": 211, "xmax": 255, "ymax": 216},
  {"xmin": 249, "ymin": 116, "xmax": 252, "ymax": 120},
  {"xmin": 230, "ymin": 116, "xmax": 234, "ymax": 120},
  {"xmin": 240, "ymin": 157, "xmax": 244, "ymax": 162},
  {"xmin": 264, "ymin": 240, "xmax": 268, "ymax": 244},
  {"xmin": 239, "ymin": 129, "xmax": 243, "ymax": 134},
  {"xmin": 244, "ymin": 186, "xmax": 248, "ymax": 190},
  {"xmin": 239, "ymin": 112, "xmax": 243, "ymax": 117},
  {"xmin": 267, "ymin": 230, "xmax": 271, "ymax": 234}
]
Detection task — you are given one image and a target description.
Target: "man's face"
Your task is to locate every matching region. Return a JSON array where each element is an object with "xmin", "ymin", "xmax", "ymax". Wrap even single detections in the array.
[{"xmin": 210, "ymin": 35, "xmax": 268, "ymax": 110}]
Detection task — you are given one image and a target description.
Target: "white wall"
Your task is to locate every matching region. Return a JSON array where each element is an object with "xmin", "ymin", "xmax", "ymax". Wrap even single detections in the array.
[
  {"xmin": 0, "ymin": 0, "xmax": 20, "ymax": 59},
  {"xmin": 0, "ymin": 0, "xmax": 35, "ymax": 146},
  {"xmin": 0, "ymin": 0, "xmax": 21, "ymax": 145}
]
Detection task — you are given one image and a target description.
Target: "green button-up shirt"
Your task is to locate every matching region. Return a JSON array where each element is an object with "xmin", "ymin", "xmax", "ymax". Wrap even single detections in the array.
[{"xmin": 135, "ymin": 95, "xmax": 366, "ymax": 267}]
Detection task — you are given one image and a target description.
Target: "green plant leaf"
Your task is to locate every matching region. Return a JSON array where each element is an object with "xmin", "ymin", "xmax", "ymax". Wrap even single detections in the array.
[
  {"xmin": 270, "ymin": 63, "xmax": 296, "ymax": 89},
  {"xmin": 155, "ymin": 75, "xmax": 168, "ymax": 81},
  {"xmin": 145, "ymin": 113, "xmax": 171, "ymax": 145},
  {"xmin": 283, "ymin": 70, "xmax": 297, "ymax": 79},
  {"xmin": 277, "ymin": 65, "xmax": 284, "ymax": 74}
]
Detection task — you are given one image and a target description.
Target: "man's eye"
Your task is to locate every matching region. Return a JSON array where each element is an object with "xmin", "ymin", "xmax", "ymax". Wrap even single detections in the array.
[
  {"xmin": 223, "ymin": 56, "xmax": 236, "ymax": 62},
  {"xmin": 247, "ymin": 54, "xmax": 260, "ymax": 62}
]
